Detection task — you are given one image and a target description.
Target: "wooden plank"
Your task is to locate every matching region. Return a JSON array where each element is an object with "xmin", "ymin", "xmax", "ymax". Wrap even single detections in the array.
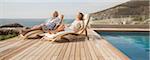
[
  {"xmin": 0, "ymin": 40, "xmax": 24, "ymax": 53},
  {"xmin": 84, "ymin": 40, "xmax": 92, "ymax": 60},
  {"xmin": 37, "ymin": 42, "xmax": 53, "ymax": 60},
  {"xmin": 97, "ymin": 39, "xmax": 126, "ymax": 60},
  {"xmin": 0, "ymin": 40, "xmax": 19, "ymax": 48},
  {"xmin": 0, "ymin": 40, "xmax": 38, "ymax": 60},
  {"xmin": 0, "ymin": 37, "xmax": 23, "ymax": 51},
  {"xmin": 0, "ymin": 40, "xmax": 30, "ymax": 58},
  {"xmin": 5, "ymin": 40, "xmax": 38, "ymax": 60},
  {"xmin": 62, "ymin": 42, "xmax": 72, "ymax": 60},
  {"xmin": 0, "ymin": 38, "xmax": 15, "ymax": 44},
  {"xmin": 10, "ymin": 40, "xmax": 44, "ymax": 60},
  {"xmin": 101, "ymin": 39, "xmax": 130, "ymax": 60},
  {"xmin": 39, "ymin": 42, "xmax": 56, "ymax": 60},
  {"xmin": 32, "ymin": 42, "xmax": 51, "ymax": 60},
  {"xmin": 50, "ymin": 43, "xmax": 65, "ymax": 60},
  {"xmin": 90, "ymin": 40, "xmax": 105, "ymax": 60},
  {"xmin": 69, "ymin": 41, "xmax": 76, "ymax": 60},
  {"xmin": 0, "ymin": 29, "xmax": 130, "ymax": 60},
  {"xmin": 86, "ymin": 40, "xmax": 98, "ymax": 60},
  {"xmin": 0, "ymin": 36, "xmax": 19, "ymax": 45},
  {"xmin": 95, "ymin": 37, "xmax": 119, "ymax": 60},
  {"xmin": 89, "ymin": 29, "xmax": 130, "ymax": 60},
  {"xmin": 75, "ymin": 40, "xmax": 81, "ymax": 60},
  {"xmin": 45, "ymin": 43, "xmax": 61, "ymax": 60},
  {"xmin": 100, "ymin": 40, "xmax": 121, "ymax": 60},
  {"xmin": 21, "ymin": 41, "xmax": 48, "ymax": 60},
  {"xmin": 95, "ymin": 40, "xmax": 114, "ymax": 60},
  {"xmin": 80, "ymin": 41, "xmax": 86, "ymax": 60},
  {"xmin": 90, "ymin": 29, "xmax": 117, "ymax": 60},
  {"xmin": 56, "ymin": 42, "xmax": 69, "ymax": 60},
  {"xmin": 14, "ymin": 41, "xmax": 45, "ymax": 60}
]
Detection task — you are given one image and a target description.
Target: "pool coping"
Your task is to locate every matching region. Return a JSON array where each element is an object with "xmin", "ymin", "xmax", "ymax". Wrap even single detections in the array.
[
  {"xmin": 89, "ymin": 29, "xmax": 130, "ymax": 60},
  {"xmin": 91, "ymin": 28, "xmax": 150, "ymax": 32},
  {"xmin": 90, "ymin": 24, "xmax": 149, "ymax": 28}
]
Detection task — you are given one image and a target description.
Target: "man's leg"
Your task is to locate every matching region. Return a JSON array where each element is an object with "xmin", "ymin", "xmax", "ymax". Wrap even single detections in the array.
[{"xmin": 21, "ymin": 24, "xmax": 44, "ymax": 36}]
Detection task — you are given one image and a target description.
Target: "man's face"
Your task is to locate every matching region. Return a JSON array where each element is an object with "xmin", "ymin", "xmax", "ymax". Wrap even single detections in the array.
[{"xmin": 53, "ymin": 11, "xmax": 59, "ymax": 17}]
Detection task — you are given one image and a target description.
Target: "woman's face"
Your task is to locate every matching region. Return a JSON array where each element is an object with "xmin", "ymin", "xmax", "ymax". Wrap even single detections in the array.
[
  {"xmin": 76, "ymin": 12, "xmax": 83, "ymax": 20},
  {"xmin": 76, "ymin": 13, "xmax": 81, "ymax": 19}
]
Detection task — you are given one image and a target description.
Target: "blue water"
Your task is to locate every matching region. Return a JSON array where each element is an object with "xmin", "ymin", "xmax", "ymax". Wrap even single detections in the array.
[
  {"xmin": 0, "ymin": 19, "xmax": 74, "ymax": 27},
  {"xmin": 98, "ymin": 32, "xmax": 149, "ymax": 60}
]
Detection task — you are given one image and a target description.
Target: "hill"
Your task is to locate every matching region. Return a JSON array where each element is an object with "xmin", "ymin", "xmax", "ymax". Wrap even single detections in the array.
[{"xmin": 91, "ymin": 0, "xmax": 149, "ymax": 24}]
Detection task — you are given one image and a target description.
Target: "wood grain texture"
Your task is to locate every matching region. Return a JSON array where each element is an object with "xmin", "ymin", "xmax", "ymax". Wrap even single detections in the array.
[{"xmin": 0, "ymin": 29, "xmax": 130, "ymax": 60}]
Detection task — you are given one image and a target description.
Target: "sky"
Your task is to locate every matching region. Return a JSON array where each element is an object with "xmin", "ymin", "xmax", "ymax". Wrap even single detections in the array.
[{"xmin": 0, "ymin": 0, "xmax": 130, "ymax": 18}]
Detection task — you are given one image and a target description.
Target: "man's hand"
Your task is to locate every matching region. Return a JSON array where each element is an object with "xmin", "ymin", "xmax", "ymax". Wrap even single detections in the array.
[{"xmin": 60, "ymin": 15, "xmax": 64, "ymax": 20}]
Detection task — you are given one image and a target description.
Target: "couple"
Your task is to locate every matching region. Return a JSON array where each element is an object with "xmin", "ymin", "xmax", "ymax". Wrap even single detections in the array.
[{"xmin": 21, "ymin": 11, "xmax": 85, "ymax": 38}]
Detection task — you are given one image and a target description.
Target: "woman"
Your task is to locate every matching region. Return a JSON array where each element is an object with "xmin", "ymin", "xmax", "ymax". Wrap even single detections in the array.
[
  {"xmin": 21, "ymin": 11, "xmax": 63, "ymax": 36},
  {"xmin": 55, "ymin": 12, "xmax": 84, "ymax": 33}
]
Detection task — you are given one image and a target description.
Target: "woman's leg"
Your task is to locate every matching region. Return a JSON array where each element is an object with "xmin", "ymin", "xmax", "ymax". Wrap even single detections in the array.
[
  {"xmin": 46, "ymin": 24, "xmax": 65, "ymax": 34},
  {"xmin": 55, "ymin": 24, "xmax": 65, "ymax": 32}
]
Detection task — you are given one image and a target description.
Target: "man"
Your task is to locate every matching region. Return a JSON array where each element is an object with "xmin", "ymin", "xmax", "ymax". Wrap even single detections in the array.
[{"xmin": 21, "ymin": 11, "xmax": 63, "ymax": 36}]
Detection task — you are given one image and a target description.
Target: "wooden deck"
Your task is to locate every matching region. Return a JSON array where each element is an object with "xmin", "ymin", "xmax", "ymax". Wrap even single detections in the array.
[{"xmin": 0, "ymin": 30, "xmax": 129, "ymax": 60}]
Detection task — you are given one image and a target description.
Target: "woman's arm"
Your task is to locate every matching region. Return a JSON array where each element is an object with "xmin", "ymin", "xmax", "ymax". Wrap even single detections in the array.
[
  {"xmin": 55, "ymin": 24, "xmax": 65, "ymax": 32},
  {"xmin": 73, "ymin": 23, "xmax": 81, "ymax": 33}
]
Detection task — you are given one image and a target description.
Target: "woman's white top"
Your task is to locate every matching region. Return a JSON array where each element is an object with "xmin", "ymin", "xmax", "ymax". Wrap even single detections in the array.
[{"xmin": 65, "ymin": 20, "xmax": 83, "ymax": 32}]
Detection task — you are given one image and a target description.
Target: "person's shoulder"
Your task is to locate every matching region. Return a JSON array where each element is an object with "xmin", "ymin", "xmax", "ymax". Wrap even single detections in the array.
[
  {"xmin": 78, "ymin": 20, "xmax": 84, "ymax": 25},
  {"xmin": 56, "ymin": 17, "xmax": 60, "ymax": 19},
  {"xmin": 54, "ymin": 17, "xmax": 61, "ymax": 20},
  {"xmin": 76, "ymin": 20, "xmax": 83, "ymax": 23}
]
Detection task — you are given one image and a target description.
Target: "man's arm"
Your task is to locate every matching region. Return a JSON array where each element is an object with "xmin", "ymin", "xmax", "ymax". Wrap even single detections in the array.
[
  {"xmin": 54, "ymin": 15, "xmax": 64, "ymax": 29},
  {"xmin": 60, "ymin": 15, "xmax": 64, "ymax": 20}
]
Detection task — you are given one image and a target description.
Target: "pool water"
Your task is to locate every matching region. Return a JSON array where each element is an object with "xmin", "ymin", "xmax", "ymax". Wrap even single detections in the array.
[{"xmin": 98, "ymin": 32, "xmax": 149, "ymax": 60}]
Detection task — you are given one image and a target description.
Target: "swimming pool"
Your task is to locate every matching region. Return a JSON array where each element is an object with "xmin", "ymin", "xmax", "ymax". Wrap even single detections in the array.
[{"xmin": 97, "ymin": 32, "xmax": 149, "ymax": 60}]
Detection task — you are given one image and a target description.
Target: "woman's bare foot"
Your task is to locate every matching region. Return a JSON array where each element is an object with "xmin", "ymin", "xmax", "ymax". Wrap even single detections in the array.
[{"xmin": 49, "ymin": 30, "xmax": 58, "ymax": 34}]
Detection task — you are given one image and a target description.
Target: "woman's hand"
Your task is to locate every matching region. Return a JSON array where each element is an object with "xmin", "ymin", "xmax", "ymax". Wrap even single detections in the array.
[
  {"xmin": 48, "ymin": 30, "xmax": 56, "ymax": 34},
  {"xmin": 56, "ymin": 24, "xmax": 65, "ymax": 32}
]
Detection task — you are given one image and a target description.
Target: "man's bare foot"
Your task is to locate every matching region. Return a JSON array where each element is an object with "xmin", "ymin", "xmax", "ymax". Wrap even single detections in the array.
[{"xmin": 20, "ymin": 30, "xmax": 27, "ymax": 36}]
